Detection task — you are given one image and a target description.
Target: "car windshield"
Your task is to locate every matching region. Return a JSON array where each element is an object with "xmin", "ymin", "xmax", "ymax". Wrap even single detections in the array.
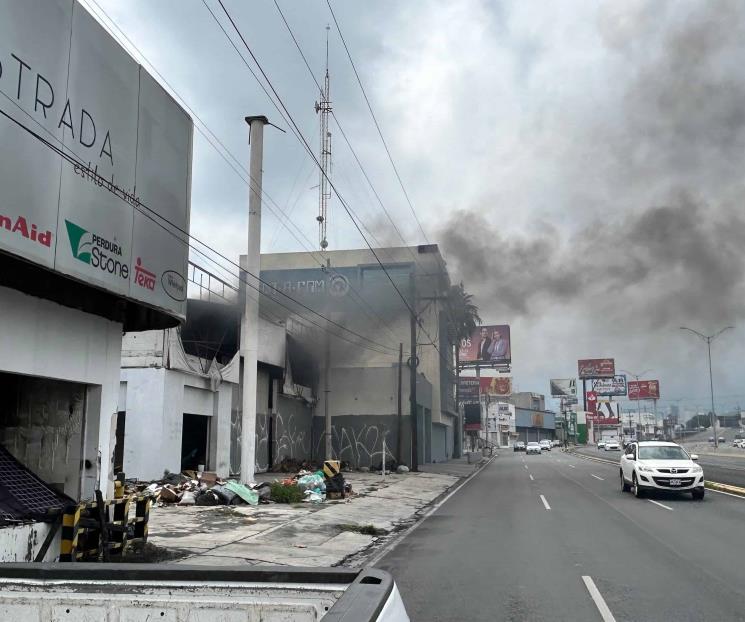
[
  {"xmin": 639, "ymin": 446, "xmax": 689, "ymax": 460},
  {"xmin": 527, "ymin": 442, "xmax": 539, "ymax": 446}
]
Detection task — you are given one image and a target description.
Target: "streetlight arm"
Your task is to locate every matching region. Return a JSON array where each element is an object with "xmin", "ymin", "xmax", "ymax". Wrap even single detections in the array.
[
  {"xmin": 711, "ymin": 326, "xmax": 734, "ymax": 341},
  {"xmin": 680, "ymin": 326, "xmax": 707, "ymax": 341}
]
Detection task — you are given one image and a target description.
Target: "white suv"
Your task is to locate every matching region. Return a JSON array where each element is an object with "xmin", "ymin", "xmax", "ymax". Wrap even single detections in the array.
[{"xmin": 620, "ymin": 441, "xmax": 705, "ymax": 500}]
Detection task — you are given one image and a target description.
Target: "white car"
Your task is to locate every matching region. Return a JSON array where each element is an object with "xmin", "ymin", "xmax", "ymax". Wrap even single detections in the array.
[
  {"xmin": 526, "ymin": 442, "xmax": 542, "ymax": 455},
  {"xmin": 604, "ymin": 440, "xmax": 620, "ymax": 451},
  {"xmin": 597, "ymin": 440, "xmax": 606, "ymax": 449},
  {"xmin": 539, "ymin": 440, "xmax": 552, "ymax": 452},
  {"xmin": 620, "ymin": 441, "xmax": 704, "ymax": 499}
]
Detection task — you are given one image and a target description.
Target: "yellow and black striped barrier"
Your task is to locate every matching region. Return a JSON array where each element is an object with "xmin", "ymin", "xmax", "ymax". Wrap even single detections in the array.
[
  {"xmin": 59, "ymin": 491, "xmax": 152, "ymax": 562},
  {"xmin": 323, "ymin": 460, "xmax": 341, "ymax": 479}
]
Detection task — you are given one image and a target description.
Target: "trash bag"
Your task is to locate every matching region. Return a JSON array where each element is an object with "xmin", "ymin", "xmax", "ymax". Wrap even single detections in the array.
[
  {"xmin": 325, "ymin": 472, "xmax": 345, "ymax": 494},
  {"xmin": 212, "ymin": 484, "xmax": 238, "ymax": 505},
  {"xmin": 304, "ymin": 489, "xmax": 325, "ymax": 503},
  {"xmin": 178, "ymin": 491, "xmax": 196, "ymax": 505},
  {"xmin": 297, "ymin": 472, "xmax": 326, "ymax": 493},
  {"xmin": 195, "ymin": 490, "xmax": 220, "ymax": 506}
]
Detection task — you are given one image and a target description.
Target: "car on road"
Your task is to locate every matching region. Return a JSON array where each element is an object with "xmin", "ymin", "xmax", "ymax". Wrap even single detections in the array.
[
  {"xmin": 539, "ymin": 439, "xmax": 552, "ymax": 451},
  {"xmin": 604, "ymin": 440, "xmax": 620, "ymax": 451},
  {"xmin": 733, "ymin": 439, "xmax": 745, "ymax": 448},
  {"xmin": 709, "ymin": 437, "xmax": 715, "ymax": 443},
  {"xmin": 718, "ymin": 436, "xmax": 726, "ymax": 443},
  {"xmin": 513, "ymin": 441, "xmax": 526, "ymax": 452},
  {"xmin": 526, "ymin": 442, "xmax": 541, "ymax": 455},
  {"xmin": 620, "ymin": 441, "xmax": 704, "ymax": 500},
  {"xmin": 597, "ymin": 440, "xmax": 606, "ymax": 449}
]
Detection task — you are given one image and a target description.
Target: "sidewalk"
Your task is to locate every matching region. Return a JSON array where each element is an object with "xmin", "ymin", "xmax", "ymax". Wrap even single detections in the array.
[{"xmin": 146, "ymin": 458, "xmax": 486, "ymax": 568}]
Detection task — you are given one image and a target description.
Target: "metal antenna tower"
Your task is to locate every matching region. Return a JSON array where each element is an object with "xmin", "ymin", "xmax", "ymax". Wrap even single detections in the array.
[{"xmin": 315, "ymin": 25, "xmax": 332, "ymax": 250}]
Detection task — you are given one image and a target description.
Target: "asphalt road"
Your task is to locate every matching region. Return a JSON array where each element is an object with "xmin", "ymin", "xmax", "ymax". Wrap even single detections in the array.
[
  {"xmin": 377, "ymin": 451, "xmax": 745, "ymax": 622},
  {"xmin": 577, "ymin": 446, "xmax": 745, "ymax": 489}
]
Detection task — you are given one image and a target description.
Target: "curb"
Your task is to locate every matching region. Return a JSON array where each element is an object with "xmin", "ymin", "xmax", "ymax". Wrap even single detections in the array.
[
  {"xmin": 570, "ymin": 450, "xmax": 745, "ymax": 497},
  {"xmin": 705, "ymin": 481, "xmax": 745, "ymax": 497}
]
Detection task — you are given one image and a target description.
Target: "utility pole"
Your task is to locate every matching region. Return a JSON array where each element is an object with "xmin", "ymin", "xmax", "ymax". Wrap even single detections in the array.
[
  {"xmin": 622, "ymin": 368, "xmax": 652, "ymax": 443},
  {"xmin": 409, "ymin": 274, "xmax": 418, "ymax": 471},
  {"xmin": 240, "ymin": 115, "xmax": 269, "ymax": 485},
  {"xmin": 324, "ymin": 325, "xmax": 332, "ymax": 460},
  {"xmin": 397, "ymin": 342, "xmax": 403, "ymax": 464},
  {"xmin": 680, "ymin": 326, "xmax": 734, "ymax": 449}
]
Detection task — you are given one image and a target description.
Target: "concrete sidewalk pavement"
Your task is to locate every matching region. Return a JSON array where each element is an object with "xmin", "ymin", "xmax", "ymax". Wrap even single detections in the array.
[{"xmin": 146, "ymin": 458, "xmax": 485, "ymax": 568}]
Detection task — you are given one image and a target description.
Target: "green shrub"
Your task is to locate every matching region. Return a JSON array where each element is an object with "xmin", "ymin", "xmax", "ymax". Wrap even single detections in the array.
[{"xmin": 270, "ymin": 482, "xmax": 304, "ymax": 504}]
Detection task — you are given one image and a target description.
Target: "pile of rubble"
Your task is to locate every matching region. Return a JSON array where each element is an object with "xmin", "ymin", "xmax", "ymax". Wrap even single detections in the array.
[{"xmin": 128, "ymin": 460, "xmax": 352, "ymax": 507}]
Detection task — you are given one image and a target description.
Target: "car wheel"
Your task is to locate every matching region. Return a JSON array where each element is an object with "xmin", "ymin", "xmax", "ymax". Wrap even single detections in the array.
[
  {"xmin": 620, "ymin": 470, "xmax": 631, "ymax": 492},
  {"xmin": 633, "ymin": 473, "xmax": 644, "ymax": 498},
  {"xmin": 692, "ymin": 488, "xmax": 705, "ymax": 500}
]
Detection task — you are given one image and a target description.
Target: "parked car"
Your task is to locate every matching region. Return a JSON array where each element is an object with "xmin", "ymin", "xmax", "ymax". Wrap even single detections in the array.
[
  {"xmin": 718, "ymin": 436, "xmax": 726, "ymax": 443},
  {"xmin": 597, "ymin": 440, "xmax": 606, "ymax": 449},
  {"xmin": 551, "ymin": 440, "xmax": 561, "ymax": 447},
  {"xmin": 539, "ymin": 439, "xmax": 552, "ymax": 451},
  {"xmin": 513, "ymin": 441, "xmax": 526, "ymax": 452},
  {"xmin": 526, "ymin": 442, "xmax": 541, "ymax": 455},
  {"xmin": 709, "ymin": 437, "xmax": 715, "ymax": 443},
  {"xmin": 604, "ymin": 440, "xmax": 620, "ymax": 451},
  {"xmin": 620, "ymin": 441, "xmax": 704, "ymax": 500}
]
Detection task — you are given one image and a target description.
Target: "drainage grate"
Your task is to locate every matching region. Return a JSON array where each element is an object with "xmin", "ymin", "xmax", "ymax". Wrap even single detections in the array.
[{"xmin": 0, "ymin": 445, "xmax": 73, "ymax": 524}]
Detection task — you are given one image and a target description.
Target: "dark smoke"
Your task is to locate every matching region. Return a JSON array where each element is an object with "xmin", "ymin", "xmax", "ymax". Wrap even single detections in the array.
[{"xmin": 440, "ymin": 1, "xmax": 745, "ymax": 333}]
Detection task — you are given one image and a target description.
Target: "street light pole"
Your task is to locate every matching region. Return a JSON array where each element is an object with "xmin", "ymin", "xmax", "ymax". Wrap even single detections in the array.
[{"xmin": 680, "ymin": 326, "xmax": 734, "ymax": 449}]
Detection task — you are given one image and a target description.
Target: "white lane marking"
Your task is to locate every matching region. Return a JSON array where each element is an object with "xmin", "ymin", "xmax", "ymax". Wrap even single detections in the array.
[
  {"xmin": 568, "ymin": 464, "xmax": 576, "ymax": 469},
  {"xmin": 591, "ymin": 474, "xmax": 604, "ymax": 481},
  {"xmin": 582, "ymin": 576, "xmax": 617, "ymax": 622},
  {"xmin": 524, "ymin": 464, "xmax": 529, "ymax": 470},
  {"xmin": 529, "ymin": 474, "xmax": 535, "ymax": 481},
  {"xmin": 648, "ymin": 499, "xmax": 673, "ymax": 511},
  {"xmin": 540, "ymin": 494, "xmax": 551, "ymax": 510}
]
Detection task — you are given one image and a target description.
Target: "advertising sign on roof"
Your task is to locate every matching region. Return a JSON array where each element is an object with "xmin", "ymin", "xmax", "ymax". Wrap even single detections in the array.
[{"xmin": 0, "ymin": 1, "xmax": 192, "ymax": 322}]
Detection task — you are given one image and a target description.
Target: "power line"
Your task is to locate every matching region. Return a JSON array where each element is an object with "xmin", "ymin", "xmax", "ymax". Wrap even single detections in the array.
[
  {"xmin": 0, "ymin": 101, "xmax": 398, "ymax": 357},
  {"xmin": 209, "ymin": 0, "xmax": 450, "ymax": 369},
  {"xmin": 79, "ymin": 0, "xmax": 406, "ymax": 353},
  {"xmin": 326, "ymin": 0, "xmax": 430, "ymax": 245}
]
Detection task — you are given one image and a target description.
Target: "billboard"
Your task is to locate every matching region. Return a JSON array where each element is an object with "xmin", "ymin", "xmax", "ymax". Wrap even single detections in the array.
[
  {"xmin": 458, "ymin": 377, "xmax": 480, "ymax": 403},
  {"xmin": 594, "ymin": 401, "xmax": 620, "ymax": 425},
  {"xmin": 586, "ymin": 391, "xmax": 598, "ymax": 414},
  {"xmin": 479, "ymin": 376, "xmax": 512, "ymax": 397},
  {"xmin": 0, "ymin": 1, "xmax": 192, "ymax": 322},
  {"xmin": 628, "ymin": 380, "xmax": 660, "ymax": 400},
  {"xmin": 459, "ymin": 325, "xmax": 511, "ymax": 364},
  {"xmin": 550, "ymin": 378, "xmax": 577, "ymax": 397},
  {"xmin": 591, "ymin": 375, "xmax": 627, "ymax": 396},
  {"xmin": 464, "ymin": 403, "xmax": 481, "ymax": 431},
  {"xmin": 578, "ymin": 358, "xmax": 615, "ymax": 379}
]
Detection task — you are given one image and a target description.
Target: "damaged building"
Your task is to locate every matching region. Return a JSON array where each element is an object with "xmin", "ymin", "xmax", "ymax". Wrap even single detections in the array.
[{"xmin": 0, "ymin": 0, "xmax": 193, "ymax": 560}]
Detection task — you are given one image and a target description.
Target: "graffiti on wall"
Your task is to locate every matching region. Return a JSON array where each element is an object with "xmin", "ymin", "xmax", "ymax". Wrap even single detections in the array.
[
  {"xmin": 230, "ymin": 408, "xmax": 312, "ymax": 475},
  {"xmin": 314, "ymin": 423, "xmax": 397, "ymax": 469}
]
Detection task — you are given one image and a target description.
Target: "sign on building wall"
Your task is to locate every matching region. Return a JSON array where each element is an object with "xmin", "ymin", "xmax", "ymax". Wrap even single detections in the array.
[
  {"xmin": 459, "ymin": 325, "xmax": 511, "ymax": 364},
  {"xmin": 578, "ymin": 358, "xmax": 615, "ymax": 378},
  {"xmin": 592, "ymin": 375, "xmax": 627, "ymax": 396},
  {"xmin": 0, "ymin": 0, "xmax": 192, "ymax": 321},
  {"xmin": 458, "ymin": 377, "xmax": 480, "ymax": 403}
]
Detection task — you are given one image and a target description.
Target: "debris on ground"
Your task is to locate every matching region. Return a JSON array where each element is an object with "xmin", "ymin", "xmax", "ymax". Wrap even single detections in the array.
[
  {"xmin": 125, "ymin": 457, "xmax": 364, "ymax": 510},
  {"xmin": 338, "ymin": 523, "xmax": 389, "ymax": 537}
]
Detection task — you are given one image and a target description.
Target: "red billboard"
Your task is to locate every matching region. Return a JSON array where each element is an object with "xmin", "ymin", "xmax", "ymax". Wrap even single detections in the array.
[
  {"xmin": 459, "ymin": 325, "xmax": 511, "ymax": 364},
  {"xmin": 628, "ymin": 380, "xmax": 660, "ymax": 400},
  {"xmin": 586, "ymin": 391, "xmax": 598, "ymax": 414},
  {"xmin": 594, "ymin": 401, "xmax": 620, "ymax": 425},
  {"xmin": 578, "ymin": 358, "xmax": 615, "ymax": 379},
  {"xmin": 479, "ymin": 376, "xmax": 512, "ymax": 397}
]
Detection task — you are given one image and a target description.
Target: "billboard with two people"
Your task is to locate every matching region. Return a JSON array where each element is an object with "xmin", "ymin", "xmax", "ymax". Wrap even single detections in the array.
[{"xmin": 459, "ymin": 325, "xmax": 511, "ymax": 364}]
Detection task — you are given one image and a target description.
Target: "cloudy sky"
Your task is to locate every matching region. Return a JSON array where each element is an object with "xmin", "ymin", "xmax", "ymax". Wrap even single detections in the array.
[{"xmin": 85, "ymin": 0, "xmax": 745, "ymax": 416}]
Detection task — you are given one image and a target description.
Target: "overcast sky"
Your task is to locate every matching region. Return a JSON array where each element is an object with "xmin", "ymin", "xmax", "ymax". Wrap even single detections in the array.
[{"xmin": 86, "ymin": 0, "xmax": 745, "ymax": 416}]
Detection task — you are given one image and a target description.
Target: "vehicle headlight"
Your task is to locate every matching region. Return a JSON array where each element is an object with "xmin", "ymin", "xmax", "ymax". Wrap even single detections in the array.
[
  {"xmin": 638, "ymin": 465, "xmax": 653, "ymax": 472},
  {"xmin": 691, "ymin": 465, "xmax": 703, "ymax": 473}
]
